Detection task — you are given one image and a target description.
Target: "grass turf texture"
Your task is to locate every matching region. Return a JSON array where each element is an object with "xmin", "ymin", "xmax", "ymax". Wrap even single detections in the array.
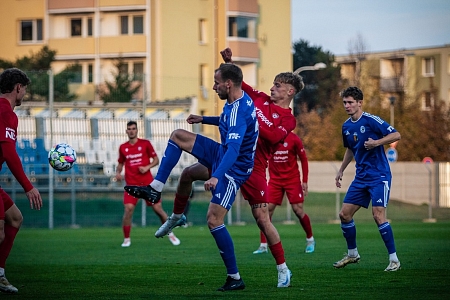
[{"xmin": 6, "ymin": 221, "xmax": 450, "ymax": 299}]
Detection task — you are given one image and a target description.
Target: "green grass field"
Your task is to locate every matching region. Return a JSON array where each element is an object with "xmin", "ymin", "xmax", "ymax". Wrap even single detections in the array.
[{"xmin": 6, "ymin": 220, "xmax": 450, "ymax": 299}]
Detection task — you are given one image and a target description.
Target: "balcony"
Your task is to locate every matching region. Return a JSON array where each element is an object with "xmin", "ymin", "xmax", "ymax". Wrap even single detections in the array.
[{"xmin": 380, "ymin": 77, "xmax": 404, "ymax": 93}]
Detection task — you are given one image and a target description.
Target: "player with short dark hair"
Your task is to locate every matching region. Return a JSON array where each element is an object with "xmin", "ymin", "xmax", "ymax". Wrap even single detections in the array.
[
  {"xmin": 334, "ymin": 86, "xmax": 401, "ymax": 271},
  {"xmin": 0, "ymin": 68, "xmax": 43, "ymax": 294},
  {"xmin": 125, "ymin": 63, "xmax": 258, "ymax": 291},
  {"xmin": 115, "ymin": 120, "xmax": 180, "ymax": 247},
  {"xmin": 253, "ymin": 131, "xmax": 315, "ymax": 254}
]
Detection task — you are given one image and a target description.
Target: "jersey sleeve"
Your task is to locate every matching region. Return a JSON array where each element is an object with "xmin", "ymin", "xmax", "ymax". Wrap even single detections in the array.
[
  {"xmin": 202, "ymin": 116, "xmax": 220, "ymax": 126},
  {"xmin": 295, "ymin": 137, "xmax": 309, "ymax": 183},
  {"xmin": 242, "ymin": 81, "xmax": 269, "ymax": 100},
  {"xmin": 259, "ymin": 113, "xmax": 296, "ymax": 145},
  {"xmin": 117, "ymin": 144, "xmax": 126, "ymax": 164},
  {"xmin": 1, "ymin": 139, "xmax": 34, "ymax": 192},
  {"xmin": 211, "ymin": 104, "xmax": 249, "ymax": 179},
  {"xmin": 146, "ymin": 140, "xmax": 158, "ymax": 159}
]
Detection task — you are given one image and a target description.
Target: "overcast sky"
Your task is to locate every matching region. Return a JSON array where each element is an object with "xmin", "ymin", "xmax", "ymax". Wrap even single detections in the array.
[{"xmin": 291, "ymin": 0, "xmax": 450, "ymax": 55}]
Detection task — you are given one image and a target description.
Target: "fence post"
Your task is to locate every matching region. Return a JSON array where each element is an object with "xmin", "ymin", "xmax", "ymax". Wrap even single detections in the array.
[
  {"xmin": 48, "ymin": 69, "xmax": 54, "ymax": 230},
  {"xmin": 423, "ymin": 163, "xmax": 437, "ymax": 223}
]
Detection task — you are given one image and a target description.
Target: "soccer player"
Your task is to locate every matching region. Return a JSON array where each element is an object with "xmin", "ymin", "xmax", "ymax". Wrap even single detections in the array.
[
  {"xmin": 115, "ymin": 121, "xmax": 180, "ymax": 247},
  {"xmin": 253, "ymin": 131, "xmax": 315, "ymax": 254},
  {"xmin": 0, "ymin": 68, "xmax": 43, "ymax": 294},
  {"xmin": 334, "ymin": 86, "xmax": 401, "ymax": 271},
  {"xmin": 125, "ymin": 63, "xmax": 258, "ymax": 291}
]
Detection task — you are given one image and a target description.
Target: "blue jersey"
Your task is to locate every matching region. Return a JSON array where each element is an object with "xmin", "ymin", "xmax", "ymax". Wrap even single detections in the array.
[
  {"xmin": 342, "ymin": 112, "xmax": 397, "ymax": 180},
  {"xmin": 211, "ymin": 91, "xmax": 258, "ymax": 180}
]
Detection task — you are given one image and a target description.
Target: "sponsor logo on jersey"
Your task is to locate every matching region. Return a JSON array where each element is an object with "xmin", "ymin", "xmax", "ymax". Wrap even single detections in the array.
[
  {"xmin": 255, "ymin": 107, "xmax": 273, "ymax": 127},
  {"xmin": 247, "ymin": 168, "xmax": 253, "ymax": 173},
  {"xmin": 360, "ymin": 126, "xmax": 365, "ymax": 133},
  {"xmin": 5, "ymin": 127, "xmax": 16, "ymax": 140},
  {"xmin": 264, "ymin": 101, "xmax": 269, "ymax": 105},
  {"xmin": 228, "ymin": 132, "xmax": 241, "ymax": 140}
]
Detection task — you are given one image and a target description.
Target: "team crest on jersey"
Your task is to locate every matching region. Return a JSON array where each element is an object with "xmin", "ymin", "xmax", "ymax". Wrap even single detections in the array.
[
  {"xmin": 283, "ymin": 142, "xmax": 288, "ymax": 147},
  {"xmin": 353, "ymin": 132, "xmax": 358, "ymax": 142},
  {"xmin": 138, "ymin": 146, "xmax": 142, "ymax": 151},
  {"xmin": 272, "ymin": 113, "xmax": 279, "ymax": 119},
  {"xmin": 247, "ymin": 100, "xmax": 252, "ymax": 106},
  {"xmin": 360, "ymin": 126, "xmax": 365, "ymax": 133},
  {"xmin": 125, "ymin": 148, "xmax": 129, "ymax": 152}
]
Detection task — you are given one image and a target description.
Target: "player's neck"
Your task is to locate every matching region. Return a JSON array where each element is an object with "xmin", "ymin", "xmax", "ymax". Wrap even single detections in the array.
[
  {"xmin": 351, "ymin": 110, "xmax": 363, "ymax": 121},
  {"xmin": 128, "ymin": 137, "xmax": 138, "ymax": 145},
  {"xmin": 227, "ymin": 89, "xmax": 243, "ymax": 104}
]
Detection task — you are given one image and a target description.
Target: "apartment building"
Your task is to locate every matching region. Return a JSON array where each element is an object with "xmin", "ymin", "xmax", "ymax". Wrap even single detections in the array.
[
  {"xmin": 0, "ymin": 0, "xmax": 292, "ymax": 120},
  {"xmin": 335, "ymin": 45, "xmax": 450, "ymax": 111}
]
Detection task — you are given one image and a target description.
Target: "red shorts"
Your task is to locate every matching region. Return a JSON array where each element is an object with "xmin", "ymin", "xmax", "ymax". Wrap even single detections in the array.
[
  {"xmin": 268, "ymin": 179, "xmax": 304, "ymax": 205},
  {"xmin": 0, "ymin": 188, "xmax": 15, "ymax": 220},
  {"xmin": 240, "ymin": 171, "xmax": 268, "ymax": 205},
  {"xmin": 123, "ymin": 191, "xmax": 160, "ymax": 206}
]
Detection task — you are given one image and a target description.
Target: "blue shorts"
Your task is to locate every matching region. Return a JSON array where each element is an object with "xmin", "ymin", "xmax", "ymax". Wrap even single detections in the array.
[
  {"xmin": 343, "ymin": 177, "xmax": 391, "ymax": 208},
  {"xmin": 191, "ymin": 135, "xmax": 249, "ymax": 211}
]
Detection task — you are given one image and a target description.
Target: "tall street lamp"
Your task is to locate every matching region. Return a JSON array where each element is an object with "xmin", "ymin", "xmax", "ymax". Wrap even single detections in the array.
[
  {"xmin": 389, "ymin": 96, "xmax": 396, "ymax": 127},
  {"xmin": 294, "ymin": 62, "xmax": 327, "ymax": 75}
]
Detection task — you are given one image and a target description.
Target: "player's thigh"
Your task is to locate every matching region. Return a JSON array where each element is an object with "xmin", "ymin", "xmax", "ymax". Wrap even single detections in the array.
[
  {"xmin": 267, "ymin": 180, "xmax": 284, "ymax": 206},
  {"xmin": 123, "ymin": 192, "xmax": 139, "ymax": 206},
  {"xmin": 343, "ymin": 180, "xmax": 371, "ymax": 208},
  {"xmin": 240, "ymin": 172, "xmax": 268, "ymax": 205},
  {"xmin": 191, "ymin": 135, "xmax": 221, "ymax": 169},
  {"xmin": 170, "ymin": 129, "xmax": 197, "ymax": 152},
  {"xmin": 284, "ymin": 180, "xmax": 304, "ymax": 205},
  {"xmin": 369, "ymin": 179, "xmax": 391, "ymax": 208}
]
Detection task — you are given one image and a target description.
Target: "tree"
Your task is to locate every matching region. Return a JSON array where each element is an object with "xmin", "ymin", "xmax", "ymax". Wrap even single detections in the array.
[
  {"xmin": 0, "ymin": 46, "xmax": 77, "ymax": 102},
  {"xmin": 98, "ymin": 59, "xmax": 141, "ymax": 103},
  {"xmin": 292, "ymin": 39, "xmax": 342, "ymax": 114}
]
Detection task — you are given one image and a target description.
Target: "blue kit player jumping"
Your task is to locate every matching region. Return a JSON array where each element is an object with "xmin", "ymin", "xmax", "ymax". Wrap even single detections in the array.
[
  {"xmin": 334, "ymin": 86, "xmax": 402, "ymax": 272},
  {"xmin": 125, "ymin": 63, "xmax": 258, "ymax": 291}
]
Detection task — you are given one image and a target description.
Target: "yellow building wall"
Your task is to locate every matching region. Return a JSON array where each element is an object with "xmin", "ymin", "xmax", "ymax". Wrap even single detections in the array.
[
  {"xmin": 0, "ymin": 0, "xmax": 45, "ymax": 61},
  {"xmin": 256, "ymin": 0, "xmax": 292, "ymax": 93}
]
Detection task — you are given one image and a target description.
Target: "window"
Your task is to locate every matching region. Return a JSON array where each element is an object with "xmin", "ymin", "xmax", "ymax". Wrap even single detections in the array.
[
  {"xmin": 88, "ymin": 64, "xmax": 93, "ymax": 83},
  {"xmin": 120, "ymin": 15, "xmax": 144, "ymax": 35},
  {"xmin": 228, "ymin": 16, "xmax": 256, "ymax": 39},
  {"xmin": 422, "ymin": 92, "xmax": 434, "ymax": 110},
  {"xmin": 70, "ymin": 65, "xmax": 82, "ymax": 83},
  {"xmin": 133, "ymin": 62, "xmax": 144, "ymax": 80},
  {"xmin": 20, "ymin": 19, "xmax": 43, "ymax": 42},
  {"xmin": 133, "ymin": 16, "xmax": 143, "ymax": 34},
  {"xmin": 199, "ymin": 19, "xmax": 207, "ymax": 44},
  {"xmin": 120, "ymin": 16, "xmax": 128, "ymax": 34},
  {"xmin": 71, "ymin": 19, "xmax": 82, "ymax": 36},
  {"xmin": 422, "ymin": 57, "xmax": 435, "ymax": 77},
  {"xmin": 87, "ymin": 18, "xmax": 93, "ymax": 36}
]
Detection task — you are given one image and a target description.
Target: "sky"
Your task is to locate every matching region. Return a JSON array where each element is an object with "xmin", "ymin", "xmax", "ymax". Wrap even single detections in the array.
[{"xmin": 291, "ymin": 0, "xmax": 450, "ymax": 55}]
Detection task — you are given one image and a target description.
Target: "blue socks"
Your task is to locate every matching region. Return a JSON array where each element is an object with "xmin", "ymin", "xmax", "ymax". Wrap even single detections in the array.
[
  {"xmin": 341, "ymin": 219, "xmax": 357, "ymax": 250},
  {"xmin": 154, "ymin": 139, "xmax": 182, "ymax": 184},
  {"xmin": 210, "ymin": 224, "xmax": 239, "ymax": 275},
  {"xmin": 378, "ymin": 222, "xmax": 397, "ymax": 254}
]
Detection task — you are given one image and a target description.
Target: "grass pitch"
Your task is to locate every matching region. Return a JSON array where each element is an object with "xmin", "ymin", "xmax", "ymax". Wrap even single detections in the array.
[{"xmin": 6, "ymin": 221, "xmax": 450, "ymax": 299}]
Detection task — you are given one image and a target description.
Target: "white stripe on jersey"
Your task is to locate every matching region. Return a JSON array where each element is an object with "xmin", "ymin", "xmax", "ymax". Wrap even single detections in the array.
[
  {"xmin": 363, "ymin": 112, "xmax": 384, "ymax": 124},
  {"xmin": 220, "ymin": 174, "xmax": 237, "ymax": 208},
  {"xmin": 230, "ymin": 102, "xmax": 239, "ymax": 127}
]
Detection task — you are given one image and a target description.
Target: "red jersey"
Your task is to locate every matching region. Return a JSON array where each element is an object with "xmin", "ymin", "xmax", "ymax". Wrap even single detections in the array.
[
  {"xmin": 0, "ymin": 97, "xmax": 33, "ymax": 192},
  {"xmin": 269, "ymin": 132, "xmax": 308, "ymax": 183},
  {"xmin": 118, "ymin": 138, "xmax": 157, "ymax": 185},
  {"xmin": 242, "ymin": 81, "xmax": 296, "ymax": 175}
]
